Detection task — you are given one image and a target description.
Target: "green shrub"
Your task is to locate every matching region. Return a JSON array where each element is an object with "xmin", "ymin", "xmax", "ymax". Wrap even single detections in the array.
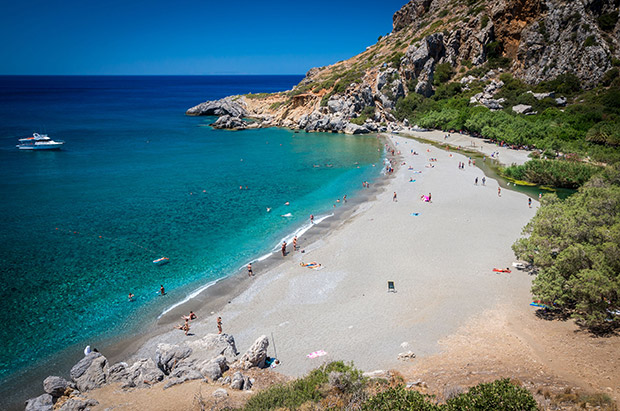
[
  {"xmin": 586, "ymin": 121, "xmax": 620, "ymax": 146},
  {"xmin": 584, "ymin": 35, "xmax": 597, "ymax": 47},
  {"xmin": 537, "ymin": 73, "xmax": 581, "ymax": 95},
  {"xmin": 438, "ymin": 9, "xmax": 449, "ymax": 18},
  {"xmin": 480, "ymin": 14, "xmax": 490, "ymax": 28},
  {"xmin": 602, "ymin": 68, "xmax": 619, "ymax": 86},
  {"xmin": 434, "ymin": 63, "xmax": 454, "ymax": 85},
  {"xmin": 445, "ymin": 379, "xmax": 538, "ymax": 410},
  {"xmin": 394, "ymin": 93, "xmax": 425, "ymax": 120},
  {"xmin": 502, "ymin": 159, "xmax": 602, "ymax": 188},
  {"xmin": 387, "ymin": 52, "xmax": 405, "ymax": 69},
  {"xmin": 244, "ymin": 361, "xmax": 360, "ymax": 410},
  {"xmin": 598, "ymin": 11, "xmax": 619, "ymax": 31},
  {"xmin": 362, "ymin": 386, "xmax": 440, "ymax": 411},
  {"xmin": 612, "ymin": 57, "xmax": 620, "ymax": 67}
]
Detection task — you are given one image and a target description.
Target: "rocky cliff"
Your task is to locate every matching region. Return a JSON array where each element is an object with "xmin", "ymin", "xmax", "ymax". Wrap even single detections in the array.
[{"xmin": 187, "ymin": 0, "xmax": 619, "ymax": 134}]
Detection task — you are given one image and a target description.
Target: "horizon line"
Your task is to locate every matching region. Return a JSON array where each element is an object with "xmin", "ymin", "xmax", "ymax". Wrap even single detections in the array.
[{"xmin": 0, "ymin": 73, "xmax": 306, "ymax": 77}]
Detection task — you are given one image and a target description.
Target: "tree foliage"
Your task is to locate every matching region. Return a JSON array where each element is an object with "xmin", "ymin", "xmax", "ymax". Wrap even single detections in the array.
[{"xmin": 513, "ymin": 165, "xmax": 620, "ymax": 330}]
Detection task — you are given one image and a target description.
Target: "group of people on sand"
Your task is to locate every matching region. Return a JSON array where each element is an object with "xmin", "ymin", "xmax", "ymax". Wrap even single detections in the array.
[{"xmin": 175, "ymin": 310, "xmax": 197, "ymax": 336}]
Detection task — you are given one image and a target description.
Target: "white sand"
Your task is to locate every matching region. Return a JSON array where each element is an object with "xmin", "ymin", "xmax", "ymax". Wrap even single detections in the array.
[{"xmin": 131, "ymin": 134, "xmax": 538, "ymax": 376}]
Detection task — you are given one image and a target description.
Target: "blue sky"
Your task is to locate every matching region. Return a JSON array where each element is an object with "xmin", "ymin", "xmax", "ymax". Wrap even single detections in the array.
[{"xmin": 0, "ymin": 0, "xmax": 407, "ymax": 75}]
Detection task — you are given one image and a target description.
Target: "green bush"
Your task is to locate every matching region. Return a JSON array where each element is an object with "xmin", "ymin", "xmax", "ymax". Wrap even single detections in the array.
[
  {"xmin": 584, "ymin": 35, "xmax": 597, "ymax": 47},
  {"xmin": 480, "ymin": 14, "xmax": 490, "ymax": 28},
  {"xmin": 445, "ymin": 379, "xmax": 538, "ymax": 410},
  {"xmin": 244, "ymin": 361, "xmax": 360, "ymax": 410},
  {"xmin": 502, "ymin": 159, "xmax": 602, "ymax": 188},
  {"xmin": 598, "ymin": 11, "xmax": 619, "ymax": 31},
  {"xmin": 537, "ymin": 73, "xmax": 581, "ymax": 95},
  {"xmin": 434, "ymin": 63, "xmax": 454, "ymax": 85},
  {"xmin": 362, "ymin": 386, "xmax": 440, "ymax": 411},
  {"xmin": 513, "ymin": 164, "xmax": 620, "ymax": 330}
]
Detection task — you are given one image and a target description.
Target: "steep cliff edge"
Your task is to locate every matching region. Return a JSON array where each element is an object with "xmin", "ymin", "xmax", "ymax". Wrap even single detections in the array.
[{"xmin": 187, "ymin": 0, "xmax": 620, "ymax": 140}]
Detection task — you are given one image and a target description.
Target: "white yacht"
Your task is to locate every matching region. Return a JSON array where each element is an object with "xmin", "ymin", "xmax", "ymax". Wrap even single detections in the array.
[{"xmin": 17, "ymin": 133, "xmax": 65, "ymax": 150}]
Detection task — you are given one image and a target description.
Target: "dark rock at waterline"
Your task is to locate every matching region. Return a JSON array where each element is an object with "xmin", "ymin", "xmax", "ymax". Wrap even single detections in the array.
[
  {"xmin": 186, "ymin": 96, "xmax": 247, "ymax": 117},
  {"xmin": 210, "ymin": 114, "xmax": 248, "ymax": 130}
]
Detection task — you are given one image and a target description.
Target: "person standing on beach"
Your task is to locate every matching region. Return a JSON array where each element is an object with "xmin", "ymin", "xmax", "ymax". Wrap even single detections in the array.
[
  {"xmin": 217, "ymin": 317, "xmax": 222, "ymax": 334},
  {"xmin": 247, "ymin": 263, "xmax": 253, "ymax": 277},
  {"xmin": 293, "ymin": 236, "xmax": 297, "ymax": 251},
  {"xmin": 160, "ymin": 285, "xmax": 165, "ymax": 296},
  {"xmin": 343, "ymin": 195, "xmax": 347, "ymax": 203},
  {"xmin": 281, "ymin": 241, "xmax": 287, "ymax": 256},
  {"xmin": 393, "ymin": 192, "xmax": 397, "ymax": 202},
  {"xmin": 428, "ymin": 193, "xmax": 432, "ymax": 202},
  {"xmin": 528, "ymin": 198, "xmax": 532, "ymax": 208},
  {"xmin": 475, "ymin": 177, "xmax": 478, "ymax": 185},
  {"xmin": 498, "ymin": 187, "xmax": 502, "ymax": 197},
  {"xmin": 310, "ymin": 214, "xmax": 314, "ymax": 224},
  {"xmin": 482, "ymin": 177, "xmax": 486, "ymax": 186}
]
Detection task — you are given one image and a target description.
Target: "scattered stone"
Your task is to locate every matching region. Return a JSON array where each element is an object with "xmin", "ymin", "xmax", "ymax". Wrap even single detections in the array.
[
  {"xmin": 57, "ymin": 397, "xmax": 99, "ymax": 411},
  {"xmin": 407, "ymin": 379, "xmax": 428, "ymax": 388},
  {"xmin": 343, "ymin": 123, "xmax": 370, "ymax": 135},
  {"xmin": 398, "ymin": 351, "xmax": 417, "ymax": 361},
  {"xmin": 238, "ymin": 335, "xmax": 269, "ymax": 369},
  {"xmin": 122, "ymin": 358, "xmax": 164, "ymax": 388},
  {"xmin": 512, "ymin": 104, "xmax": 533, "ymax": 114},
  {"xmin": 70, "ymin": 353, "xmax": 108, "ymax": 392},
  {"xmin": 24, "ymin": 394, "xmax": 53, "ymax": 411},
  {"xmin": 555, "ymin": 97, "xmax": 567, "ymax": 106},
  {"xmin": 43, "ymin": 376, "xmax": 74, "ymax": 398},
  {"xmin": 213, "ymin": 388, "xmax": 229, "ymax": 398},
  {"xmin": 362, "ymin": 370, "xmax": 389, "ymax": 379},
  {"xmin": 230, "ymin": 371, "xmax": 246, "ymax": 390}
]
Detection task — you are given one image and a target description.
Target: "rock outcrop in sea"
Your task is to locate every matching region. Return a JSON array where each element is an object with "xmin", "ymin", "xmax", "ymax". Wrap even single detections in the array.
[
  {"xmin": 186, "ymin": 0, "xmax": 619, "ymax": 133},
  {"xmin": 25, "ymin": 334, "xmax": 269, "ymax": 410}
]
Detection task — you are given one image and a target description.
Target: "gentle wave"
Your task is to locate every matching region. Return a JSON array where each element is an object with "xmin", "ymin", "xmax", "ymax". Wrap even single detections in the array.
[{"xmin": 158, "ymin": 279, "xmax": 218, "ymax": 319}]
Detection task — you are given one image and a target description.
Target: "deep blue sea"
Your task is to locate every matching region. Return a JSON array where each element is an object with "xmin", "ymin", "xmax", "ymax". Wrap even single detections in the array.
[{"xmin": 0, "ymin": 76, "xmax": 382, "ymax": 385}]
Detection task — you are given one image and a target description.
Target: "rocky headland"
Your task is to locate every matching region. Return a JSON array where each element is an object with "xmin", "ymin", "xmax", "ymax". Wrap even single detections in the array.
[{"xmin": 187, "ymin": 0, "xmax": 619, "ymax": 135}]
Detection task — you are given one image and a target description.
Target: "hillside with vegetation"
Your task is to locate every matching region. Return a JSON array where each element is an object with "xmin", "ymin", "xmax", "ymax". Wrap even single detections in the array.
[{"xmin": 188, "ymin": 0, "xmax": 620, "ymax": 170}]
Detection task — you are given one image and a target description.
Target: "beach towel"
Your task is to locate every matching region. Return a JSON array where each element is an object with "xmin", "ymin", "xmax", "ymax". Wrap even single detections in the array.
[
  {"xmin": 410, "ymin": 213, "xmax": 420, "ymax": 216},
  {"xmin": 493, "ymin": 268, "xmax": 511, "ymax": 273},
  {"xmin": 409, "ymin": 179, "xmax": 416, "ymax": 183},
  {"xmin": 307, "ymin": 350, "xmax": 327, "ymax": 359},
  {"xmin": 530, "ymin": 301, "xmax": 550, "ymax": 309}
]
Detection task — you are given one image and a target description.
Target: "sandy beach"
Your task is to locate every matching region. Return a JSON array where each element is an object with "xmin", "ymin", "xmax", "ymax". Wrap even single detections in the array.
[
  {"xmin": 125, "ymin": 133, "xmax": 537, "ymax": 375},
  {"xmin": 82, "ymin": 133, "xmax": 620, "ymax": 410}
]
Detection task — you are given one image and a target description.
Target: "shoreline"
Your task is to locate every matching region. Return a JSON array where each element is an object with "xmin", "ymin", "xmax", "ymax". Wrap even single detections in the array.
[
  {"xmin": 1, "ymin": 135, "xmax": 392, "ymax": 410},
  {"xmin": 106, "ymin": 133, "xmax": 538, "ymax": 379},
  {"xmin": 12, "ymin": 131, "xmax": 543, "ymax": 409}
]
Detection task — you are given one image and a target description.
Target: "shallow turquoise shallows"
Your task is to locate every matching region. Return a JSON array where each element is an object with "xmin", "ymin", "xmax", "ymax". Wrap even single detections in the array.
[{"xmin": 0, "ymin": 76, "xmax": 383, "ymax": 384}]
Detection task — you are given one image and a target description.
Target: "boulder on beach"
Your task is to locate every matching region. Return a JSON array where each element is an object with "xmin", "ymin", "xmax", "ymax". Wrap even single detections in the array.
[
  {"xmin": 70, "ymin": 353, "xmax": 108, "ymax": 392},
  {"xmin": 43, "ymin": 375, "xmax": 74, "ymax": 398},
  {"xmin": 56, "ymin": 397, "xmax": 99, "ymax": 411},
  {"xmin": 238, "ymin": 335, "xmax": 269, "ymax": 369},
  {"xmin": 155, "ymin": 343, "xmax": 193, "ymax": 374},
  {"xmin": 188, "ymin": 333, "xmax": 239, "ymax": 363},
  {"xmin": 24, "ymin": 393, "xmax": 53, "ymax": 411}
]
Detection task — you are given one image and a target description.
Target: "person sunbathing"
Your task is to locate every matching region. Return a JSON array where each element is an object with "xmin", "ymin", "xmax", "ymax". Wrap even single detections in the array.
[{"xmin": 300, "ymin": 262, "xmax": 319, "ymax": 267}]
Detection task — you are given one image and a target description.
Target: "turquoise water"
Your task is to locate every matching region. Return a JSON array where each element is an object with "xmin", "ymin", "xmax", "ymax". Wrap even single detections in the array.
[{"xmin": 0, "ymin": 76, "xmax": 383, "ymax": 385}]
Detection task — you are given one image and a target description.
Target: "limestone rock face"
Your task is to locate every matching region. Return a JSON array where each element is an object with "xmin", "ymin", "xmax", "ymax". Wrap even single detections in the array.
[
  {"xmin": 238, "ymin": 335, "xmax": 269, "ymax": 369},
  {"xmin": 186, "ymin": 96, "xmax": 247, "ymax": 117},
  {"xmin": 43, "ymin": 376, "xmax": 74, "ymax": 398},
  {"xmin": 392, "ymin": 0, "xmax": 432, "ymax": 32},
  {"xmin": 155, "ymin": 343, "xmax": 193, "ymax": 375},
  {"xmin": 70, "ymin": 353, "xmax": 108, "ymax": 392},
  {"xmin": 514, "ymin": 0, "xmax": 615, "ymax": 87},
  {"xmin": 122, "ymin": 358, "xmax": 165, "ymax": 388},
  {"xmin": 24, "ymin": 394, "xmax": 54, "ymax": 411}
]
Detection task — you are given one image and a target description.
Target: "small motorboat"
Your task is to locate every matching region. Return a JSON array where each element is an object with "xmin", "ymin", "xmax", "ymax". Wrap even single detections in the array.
[{"xmin": 153, "ymin": 257, "xmax": 170, "ymax": 265}]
